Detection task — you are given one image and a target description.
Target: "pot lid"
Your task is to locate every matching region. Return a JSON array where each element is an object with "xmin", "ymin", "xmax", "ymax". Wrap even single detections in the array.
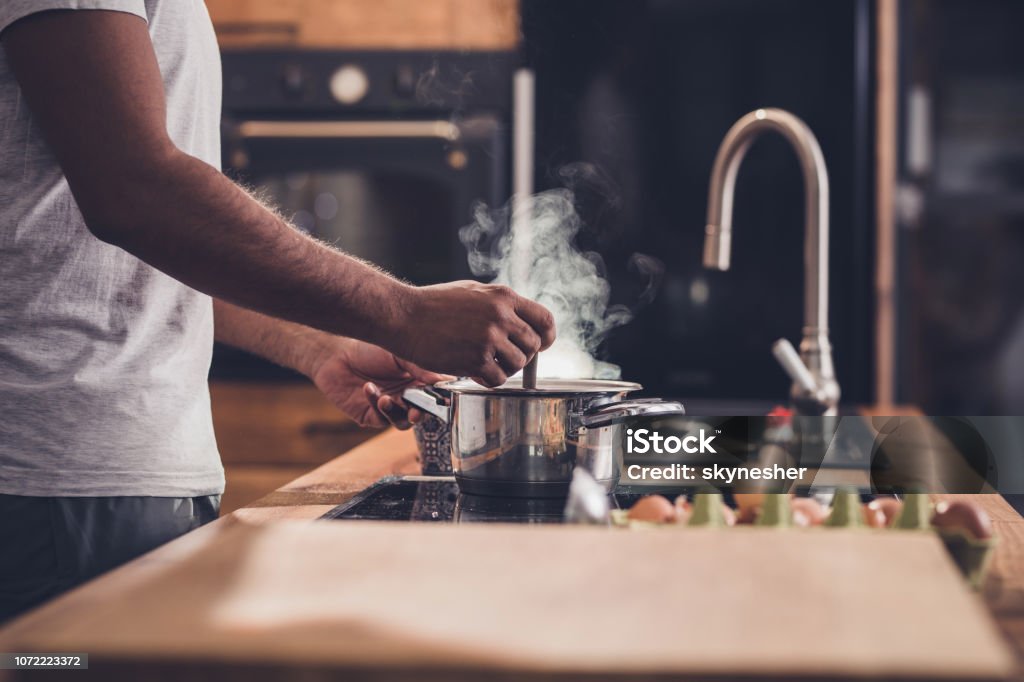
[{"xmin": 436, "ymin": 377, "xmax": 642, "ymax": 396}]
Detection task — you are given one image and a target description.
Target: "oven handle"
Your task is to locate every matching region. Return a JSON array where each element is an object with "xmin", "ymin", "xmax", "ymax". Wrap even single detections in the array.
[{"xmin": 235, "ymin": 120, "xmax": 462, "ymax": 142}]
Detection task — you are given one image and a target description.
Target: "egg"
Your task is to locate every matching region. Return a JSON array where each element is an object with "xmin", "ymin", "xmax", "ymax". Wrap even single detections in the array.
[
  {"xmin": 866, "ymin": 497, "xmax": 903, "ymax": 528},
  {"xmin": 931, "ymin": 501, "xmax": 993, "ymax": 540},
  {"xmin": 735, "ymin": 505, "xmax": 758, "ymax": 524},
  {"xmin": 862, "ymin": 504, "xmax": 888, "ymax": 528},
  {"xmin": 790, "ymin": 497, "xmax": 827, "ymax": 527},
  {"xmin": 735, "ymin": 503, "xmax": 762, "ymax": 524},
  {"xmin": 733, "ymin": 492, "xmax": 765, "ymax": 516},
  {"xmin": 628, "ymin": 495, "xmax": 677, "ymax": 523},
  {"xmin": 673, "ymin": 496, "xmax": 693, "ymax": 524},
  {"xmin": 733, "ymin": 491, "xmax": 795, "ymax": 524}
]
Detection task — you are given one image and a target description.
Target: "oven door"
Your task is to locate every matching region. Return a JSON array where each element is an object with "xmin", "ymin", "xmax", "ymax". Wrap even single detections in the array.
[
  {"xmin": 223, "ymin": 116, "xmax": 507, "ymax": 285},
  {"xmin": 214, "ymin": 115, "xmax": 507, "ymax": 378}
]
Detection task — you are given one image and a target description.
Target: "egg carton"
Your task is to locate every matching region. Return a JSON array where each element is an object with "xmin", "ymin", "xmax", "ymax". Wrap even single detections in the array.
[{"xmin": 610, "ymin": 490, "xmax": 996, "ymax": 589}]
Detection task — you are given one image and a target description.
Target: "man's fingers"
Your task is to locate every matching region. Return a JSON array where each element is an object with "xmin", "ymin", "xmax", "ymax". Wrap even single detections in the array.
[
  {"xmin": 495, "ymin": 341, "xmax": 527, "ymax": 377},
  {"xmin": 361, "ymin": 383, "xmax": 390, "ymax": 428},
  {"xmin": 363, "ymin": 381, "xmax": 382, "ymax": 404},
  {"xmin": 363, "ymin": 381, "xmax": 428, "ymax": 430},
  {"xmin": 396, "ymin": 357, "xmax": 452, "ymax": 386},
  {"xmin": 363, "ymin": 382, "xmax": 409, "ymax": 429},
  {"xmin": 362, "ymin": 382, "xmax": 389, "ymax": 419},
  {"xmin": 413, "ymin": 369, "xmax": 450, "ymax": 385},
  {"xmin": 376, "ymin": 394, "xmax": 412, "ymax": 430},
  {"xmin": 508, "ymin": 323, "xmax": 542, "ymax": 358},
  {"xmin": 475, "ymin": 359, "xmax": 507, "ymax": 387},
  {"xmin": 513, "ymin": 297, "xmax": 556, "ymax": 350}
]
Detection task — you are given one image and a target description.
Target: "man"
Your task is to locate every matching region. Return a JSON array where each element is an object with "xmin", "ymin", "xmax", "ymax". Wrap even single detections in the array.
[{"xmin": 0, "ymin": 0, "xmax": 555, "ymax": 621}]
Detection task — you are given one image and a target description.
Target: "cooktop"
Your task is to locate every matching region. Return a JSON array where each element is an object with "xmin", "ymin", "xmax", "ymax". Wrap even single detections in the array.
[
  {"xmin": 320, "ymin": 476, "xmax": 878, "ymax": 524},
  {"xmin": 321, "ymin": 476, "xmax": 651, "ymax": 524}
]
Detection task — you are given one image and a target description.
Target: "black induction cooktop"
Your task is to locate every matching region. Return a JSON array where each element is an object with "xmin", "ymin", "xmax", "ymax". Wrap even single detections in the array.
[{"xmin": 320, "ymin": 476, "xmax": 652, "ymax": 524}]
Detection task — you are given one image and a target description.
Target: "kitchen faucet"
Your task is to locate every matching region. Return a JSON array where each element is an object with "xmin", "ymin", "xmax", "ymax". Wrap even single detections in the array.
[{"xmin": 702, "ymin": 108, "xmax": 841, "ymax": 415}]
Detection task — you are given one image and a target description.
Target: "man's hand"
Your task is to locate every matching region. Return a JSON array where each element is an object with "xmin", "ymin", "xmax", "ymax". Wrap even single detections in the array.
[
  {"xmin": 393, "ymin": 281, "xmax": 556, "ymax": 387},
  {"xmin": 310, "ymin": 339, "xmax": 448, "ymax": 429}
]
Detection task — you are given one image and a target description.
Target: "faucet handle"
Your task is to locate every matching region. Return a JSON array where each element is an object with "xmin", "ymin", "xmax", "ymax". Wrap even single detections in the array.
[
  {"xmin": 772, "ymin": 337, "xmax": 840, "ymax": 417},
  {"xmin": 771, "ymin": 338, "xmax": 820, "ymax": 396}
]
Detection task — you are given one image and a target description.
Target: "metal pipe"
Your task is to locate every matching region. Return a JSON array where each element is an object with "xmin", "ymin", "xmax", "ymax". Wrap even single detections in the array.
[{"xmin": 514, "ymin": 69, "xmax": 539, "ymax": 388}]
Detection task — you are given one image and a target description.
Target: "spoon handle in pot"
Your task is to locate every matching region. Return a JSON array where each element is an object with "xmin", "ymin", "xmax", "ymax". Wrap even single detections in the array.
[{"xmin": 522, "ymin": 356, "xmax": 538, "ymax": 389}]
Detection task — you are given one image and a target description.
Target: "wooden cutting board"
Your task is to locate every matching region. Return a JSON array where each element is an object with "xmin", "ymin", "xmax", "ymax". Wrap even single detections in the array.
[{"xmin": 5, "ymin": 521, "xmax": 1013, "ymax": 681}]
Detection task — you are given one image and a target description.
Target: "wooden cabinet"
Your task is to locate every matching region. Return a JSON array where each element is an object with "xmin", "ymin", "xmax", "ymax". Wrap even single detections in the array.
[
  {"xmin": 210, "ymin": 380, "xmax": 377, "ymax": 514},
  {"xmin": 205, "ymin": 0, "xmax": 520, "ymax": 50}
]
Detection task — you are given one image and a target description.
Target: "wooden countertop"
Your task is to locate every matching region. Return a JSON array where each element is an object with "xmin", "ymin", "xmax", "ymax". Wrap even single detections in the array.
[{"xmin": 1, "ymin": 428, "xmax": 1022, "ymax": 680}]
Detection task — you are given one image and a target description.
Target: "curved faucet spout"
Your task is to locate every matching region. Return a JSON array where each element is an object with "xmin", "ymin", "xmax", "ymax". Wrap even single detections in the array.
[
  {"xmin": 703, "ymin": 108, "xmax": 829, "ymax": 332},
  {"xmin": 702, "ymin": 108, "xmax": 840, "ymax": 414}
]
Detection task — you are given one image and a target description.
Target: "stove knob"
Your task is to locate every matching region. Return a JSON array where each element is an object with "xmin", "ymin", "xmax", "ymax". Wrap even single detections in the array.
[
  {"xmin": 280, "ymin": 63, "xmax": 307, "ymax": 99},
  {"xmin": 330, "ymin": 64, "xmax": 369, "ymax": 105},
  {"xmin": 395, "ymin": 64, "xmax": 417, "ymax": 98}
]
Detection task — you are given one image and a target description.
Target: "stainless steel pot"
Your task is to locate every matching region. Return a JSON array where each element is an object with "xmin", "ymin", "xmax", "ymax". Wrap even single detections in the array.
[{"xmin": 403, "ymin": 378, "xmax": 685, "ymax": 498}]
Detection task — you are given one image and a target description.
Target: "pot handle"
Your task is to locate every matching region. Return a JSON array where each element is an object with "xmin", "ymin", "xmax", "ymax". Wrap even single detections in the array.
[
  {"xmin": 402, "ymin": 386, "xmax": 452, "ymax": 423},
  {"xmin": 579, "ymin": 398, "xmax": 685, "ymax": 429}
]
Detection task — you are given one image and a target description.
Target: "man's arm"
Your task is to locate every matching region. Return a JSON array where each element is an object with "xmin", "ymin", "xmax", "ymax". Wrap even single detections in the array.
[
  {"xmin": 1, "ymin": 10, "xmax": 554, "ymax": 386},
  {"xmin": 212, "ymin": 299, "xmax": 333, "ymax": 381},
  {"xmin": 213, "ymin": 300, "xmax": 445, "ymax": 428}
]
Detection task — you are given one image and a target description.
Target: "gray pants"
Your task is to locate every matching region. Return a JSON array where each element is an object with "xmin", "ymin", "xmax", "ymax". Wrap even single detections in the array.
[{"xmin": 0, "ymin": 494, "xmax": 220, "ymax": 623}]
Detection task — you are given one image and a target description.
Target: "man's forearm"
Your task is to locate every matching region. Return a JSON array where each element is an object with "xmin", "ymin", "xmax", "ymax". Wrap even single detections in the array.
[
  {"xmin": 212, "ymin": 299, "xmax": 337, "ymax": 378},
  {"xmin": 91, "ymin": 149, "xmax": 412, "ymax": 351}
]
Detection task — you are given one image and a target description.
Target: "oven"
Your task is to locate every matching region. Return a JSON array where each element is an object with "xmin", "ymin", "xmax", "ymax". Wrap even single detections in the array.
[{"xmin": 213, "ymin": 50, "xmax": 516, "ymax": 377}]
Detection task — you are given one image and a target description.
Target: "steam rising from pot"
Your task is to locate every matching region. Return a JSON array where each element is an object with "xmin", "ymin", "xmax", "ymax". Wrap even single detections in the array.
[
  {"xmin": 459, "ymin": 167, "xmax": 663, "ymax": 380},
  {"xmin": 415, "ymin": 60, "xmax": 477, "ymax": 108}
]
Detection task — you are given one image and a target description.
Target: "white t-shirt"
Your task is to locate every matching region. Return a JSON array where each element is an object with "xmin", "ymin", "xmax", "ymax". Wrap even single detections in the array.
[{"xmin": 0, "ymin": 0, "xmax": 224, "ymax": 496}]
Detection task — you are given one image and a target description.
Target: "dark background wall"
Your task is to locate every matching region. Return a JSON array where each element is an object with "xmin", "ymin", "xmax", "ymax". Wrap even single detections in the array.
[
  {"xmin": 897, "ymin": 0, "xmax": 1024, "ymax": 413},
  {"xmin": 521, "ymin": 0, "xmax": 876, "ymax": 405}
]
